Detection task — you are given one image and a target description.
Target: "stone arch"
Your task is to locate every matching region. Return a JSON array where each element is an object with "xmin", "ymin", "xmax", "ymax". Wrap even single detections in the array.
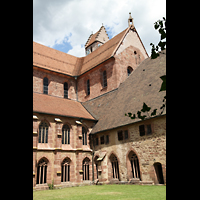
[
  {"xmin": 127, "ymin": 150, "xmax": 141, "ymax": 181},
  {"xmin": 82, "ymin": 157, "xmax": 90, "ymax": 180},
  {"xmin": 36, "ymin": 157, "xmax": 50, "ymax": 185},
  {"xmin": 153, "ymin": 162, "xmax": 164, "ymax": 184},
  {"xmin": 109, "ymin": 153, "xmax": 120, "ymax": 180}
]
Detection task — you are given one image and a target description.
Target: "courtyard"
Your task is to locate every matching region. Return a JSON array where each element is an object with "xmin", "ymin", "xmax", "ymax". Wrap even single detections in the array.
[{"xmin": 33, "ymin": 184, "xmax": 166, "ymax": 200}]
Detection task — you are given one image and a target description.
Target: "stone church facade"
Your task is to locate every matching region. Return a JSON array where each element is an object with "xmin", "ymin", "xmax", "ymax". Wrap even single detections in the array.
[{"xmin": 33, "ymin": 13, "xmax": 166, "ymax": 190}]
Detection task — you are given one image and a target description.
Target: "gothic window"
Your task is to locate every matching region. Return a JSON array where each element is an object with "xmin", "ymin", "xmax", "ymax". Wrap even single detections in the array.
[
  {"xmin": 102, "ymin": 70, "xmax": 107, "ymax": 88},
  {"xmin": 129, "ymin": 152, "xmax": 141, "ymax": 180},
  {"xmin": 61, "ymin": 158, "xmax": 70, "ymax": 182},
  {"xmin": 64, "ymin": 82, "xmax": 68, "ymax": 99},
  {"xmin": 110, "ymin": 154, "xmax": 119, "ymax": 179},
  {"xmin": 83, "ymin": 158, "xmax": 90, "ymax": 180},
  {"xmin": 38, "ymin": 121, "xmax": 49, "ymax": 143},
  {"xmin": 86, "ymin": 79, "xmax": 90, "ymax": 95},
  {"xmin": 82, "ymin": 127, "xmax": 87, "ymax": 145},
  {"xmin": 36, "ymin": 158, "xmax": 47, "ymax": 184},
  {"xmin": 127, "ymin": 66, "xmax": 133, "ymax": 76},
  {"xmin": 43, "ymin": 77, "xmax": 48, "ymax": 94},
  {"xmin": 62, "ymin": 124, "xmax": 70, "ymax": 144}
]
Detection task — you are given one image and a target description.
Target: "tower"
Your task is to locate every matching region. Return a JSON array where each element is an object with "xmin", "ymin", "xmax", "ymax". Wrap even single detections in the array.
[{"xmin": 128, "ymin": 12, "xmax": 134, "ymax": 27}]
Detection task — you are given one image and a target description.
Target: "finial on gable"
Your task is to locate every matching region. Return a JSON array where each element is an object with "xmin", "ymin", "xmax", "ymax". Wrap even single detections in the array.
[{"xmin": 128, "ymin": 12, "xmax": 134, "ymax": 27}]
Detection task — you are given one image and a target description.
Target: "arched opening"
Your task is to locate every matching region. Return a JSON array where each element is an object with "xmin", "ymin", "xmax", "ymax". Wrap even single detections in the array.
[
  {"xmin": 83, "ymin": 157, "xmax": 90, "ymax": 180},
  {"xmin": 38, "ymin": 121, "xmax": 49, "ymax": 143},
  {"xmin": 61, "ymin": 158, "xmax": 71, "ymax": 182},
  {"xmin": 82, "ymin": 126, "xmax": 87, "ymax": 145},
  {"xmin": 154, "ymin": 162, "xmax": 164, "ymax": 184},
  {"xmin": 62, "ymin": 124, "xmax": 70, "ymax": 144},
  {"xmin": 110, "ymin": 154, "xmax": 119, "ymax": 179},
  {"xmin": 127, "ymin": 66, "xmax": 133, "ymax": 76},
  {"xmin": 94, "ymin": 156, "xmax": 99, "ymax": 179},
  {"xmin": 128, "ymin": 151, "xmax": 141, "ymax": 180},
  {"xmin": 36, "ymin": 158, "xmax": 48, "ymax": 184}
]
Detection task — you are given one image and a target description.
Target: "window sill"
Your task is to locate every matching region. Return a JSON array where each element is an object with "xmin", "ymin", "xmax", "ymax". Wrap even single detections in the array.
[{"xmin": 101, "ymin": 86, "xmax": 107, "ymax": 91}]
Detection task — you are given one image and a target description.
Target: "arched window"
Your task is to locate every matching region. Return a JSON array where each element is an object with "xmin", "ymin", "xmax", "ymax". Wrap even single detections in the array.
[
  {"xmin": 82, "ymin": 127, "xmax": 87, "ymax": 145},
  {"xmin": 38, "ymin": 121, "xmax": 49, "ymax": 143},
  {"xmin": 110, "ymin": 154, "xmax": 119, "ymax": 179},
  {"xmin": 61, "ymin": 158, "xmax": 70, "ymax": 182},
  {"xmin": 129, "ymin": 152, "xmax": 141, "ymax": 180},
  {"xmin": 62, "ymin": 124, "xmax": 70, "ymax": 144},
  {"xmin": 83, "ymin": 157, "xmax": 90, "ymax": 180},
  {"xmin": 102, "ymin": 70, "xmax": 107, "ymax": 88},
  {"xmin": 153, "ymin": 162, "xmax": 164, "ymax": 184},
  {"xmin": 127, "ymin": 66, "xmax": 133, "ymax": 76},
  {"xmin": 86, "ymin": 79, "xmax": 90, "ymax": 95},
  {"xmin": 64, "ymin": 82, "xmax": 68, "ymax": 99},
  {"xmin": 36, "ymin": 158, "xmax": 47, "ymax": 184},
  {"xmin": 43, "ymin": 77, "xmax": 48, "ymax": 94}
]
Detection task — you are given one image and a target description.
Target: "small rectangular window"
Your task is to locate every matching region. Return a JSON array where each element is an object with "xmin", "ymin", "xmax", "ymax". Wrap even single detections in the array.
[
  {"xmin": 100, "ymin": 135, "xmax": 104, "ymax": 144},
  {"xmin": 139, "ymin": 125, "xmax": 145, "ymax": 136},
  {"xmin": 105, "ymin": 135, "xmax": 109, "ymax": 144},
  {"xmin": 96, "ymin": 137, "xmax": 99, "ymax": 146},
  {"xmin": 147, "ymin": 124, "xmax": 152, "ymax": 135},
  {"xmin": 124, "ymin": 130, "xmax": 128, "ymax": 139},
  {"xmin": 118, "ymin": 130, "xmax": 123, "ymax": 141},
  {"xmin": 86, "ymin": 79, "xmax": 90, "ymax": 95}
]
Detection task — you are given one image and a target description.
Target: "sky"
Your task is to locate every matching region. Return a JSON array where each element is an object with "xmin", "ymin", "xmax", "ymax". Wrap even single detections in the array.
[{"xmin": 33, "ymin": 0, "xmax": 166, "ymax": 57}]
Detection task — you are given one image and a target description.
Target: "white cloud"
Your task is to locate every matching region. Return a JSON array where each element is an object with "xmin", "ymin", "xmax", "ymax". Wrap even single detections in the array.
[{"xmin": 33, "ymin": 0, "xmax": 166, "ymax": 57}]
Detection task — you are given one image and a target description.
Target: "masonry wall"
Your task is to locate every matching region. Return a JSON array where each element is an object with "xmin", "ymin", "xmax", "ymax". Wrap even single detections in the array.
[
  {"xmin": 92, "ymin": 115, "xmax": 166, "ymax": 184},
  {"xmin": 33, "ymin": 113, "xmax": 95, "ymax": 190},
  {"xmin": 33, "ymin": 67, "xmax": 77, "ymax": 101}
]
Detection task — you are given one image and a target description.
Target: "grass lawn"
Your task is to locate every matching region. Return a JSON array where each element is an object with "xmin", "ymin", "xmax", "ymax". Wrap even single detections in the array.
[{"xmin": 33, "ymin": 184, "xmax": 166, "ymax": 200}]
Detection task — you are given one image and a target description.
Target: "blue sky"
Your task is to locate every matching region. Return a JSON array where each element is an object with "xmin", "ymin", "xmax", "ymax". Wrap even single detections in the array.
[{"xmin": 33, "ymin": 0, "xmax": 166, "ymax": 57}]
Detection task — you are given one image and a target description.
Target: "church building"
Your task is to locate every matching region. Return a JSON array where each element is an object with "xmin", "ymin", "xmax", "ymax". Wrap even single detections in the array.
[{"xmin": 33, "ymin": 13, "xmax": 166, "ymax": 190}]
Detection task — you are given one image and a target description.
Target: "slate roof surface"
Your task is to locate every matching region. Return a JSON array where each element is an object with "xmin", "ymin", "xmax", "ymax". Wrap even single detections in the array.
[
  {"xmin": 82, "ymin": 50, "xmax": 166, "ymax": 134},
  {"xmin": 33, "ymin": 92, "xmax": 96, "ymax": 121}
]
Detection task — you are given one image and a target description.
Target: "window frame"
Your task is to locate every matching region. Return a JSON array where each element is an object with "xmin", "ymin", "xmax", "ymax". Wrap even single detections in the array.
[
  {"xmin": 43, "ymin": 77, "xmax": 48, "ymax": 94},
  {"xmin": 64, "ymin": 82, "xmax": 68, "ymax": 99}
]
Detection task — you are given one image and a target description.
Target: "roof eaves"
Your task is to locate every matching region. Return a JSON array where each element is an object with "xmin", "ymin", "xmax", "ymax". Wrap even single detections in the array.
[
  {"xmin": 33, "ymin": 110, "xmax": 97, "ymax": 121},
  {"xmin": 90, "ymin": 114, "xmax": 166, "ymax": 135}
]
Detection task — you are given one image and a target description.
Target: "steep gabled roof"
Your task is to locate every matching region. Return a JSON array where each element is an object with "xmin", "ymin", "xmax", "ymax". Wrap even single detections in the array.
[
  {"xmin": 33, "ymin": 25, "xmax": 148, "ymax": 76},
  {"xmin": 82, "ymin": 50, "xmax": 166, "ymax": 134},
  {"xmin": 33, "ymin": 92, "xmax": 96, "ymax": 120},
  {"xmin": 85, "ymin": 26, "xmax": 109, "ymax": 48},
  {"xmin": 79, "ymin": 27, "xmax": 129, "ymax": 75}
]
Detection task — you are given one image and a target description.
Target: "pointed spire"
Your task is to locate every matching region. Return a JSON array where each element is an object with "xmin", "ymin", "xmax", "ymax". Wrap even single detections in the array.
[{"xmin": 128, "ymin": 12, "xmax": 134, "ymax": 27}]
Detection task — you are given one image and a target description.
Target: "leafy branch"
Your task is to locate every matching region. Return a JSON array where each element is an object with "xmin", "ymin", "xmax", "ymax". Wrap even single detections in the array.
[{"xmin": 150, "ymin": 17, "xmax": 166, "ymax": 59}]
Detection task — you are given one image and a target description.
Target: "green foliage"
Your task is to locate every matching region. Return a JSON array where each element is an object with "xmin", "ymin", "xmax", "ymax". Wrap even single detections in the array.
[
  {"xmin": 48, "ymin": 179, "xmax": 54, "ymax": 190},
  {"xmin": 150, "ymin": 17, "xmax": 166, "ymax": 59}
]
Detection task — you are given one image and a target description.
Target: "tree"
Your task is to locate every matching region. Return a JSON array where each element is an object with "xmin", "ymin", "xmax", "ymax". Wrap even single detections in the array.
[{"xmin": 125, "ymin": 17, "xmax": 166, "ymax": 121}]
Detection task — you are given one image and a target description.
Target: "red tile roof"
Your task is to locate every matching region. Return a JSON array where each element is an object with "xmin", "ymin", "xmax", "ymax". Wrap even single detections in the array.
[
  {"xmin": 33, "ymin": 92, "xmax": 95, "ymax": 120},
  {"xmin": 33, "ymin": 26, "xmax": 132, "ymax": 76}
]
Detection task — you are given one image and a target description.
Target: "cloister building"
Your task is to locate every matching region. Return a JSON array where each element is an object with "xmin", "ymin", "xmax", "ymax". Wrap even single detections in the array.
[{"xmin": 33, "ymin": 13, "xmax": 166, "ymax": 190}]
